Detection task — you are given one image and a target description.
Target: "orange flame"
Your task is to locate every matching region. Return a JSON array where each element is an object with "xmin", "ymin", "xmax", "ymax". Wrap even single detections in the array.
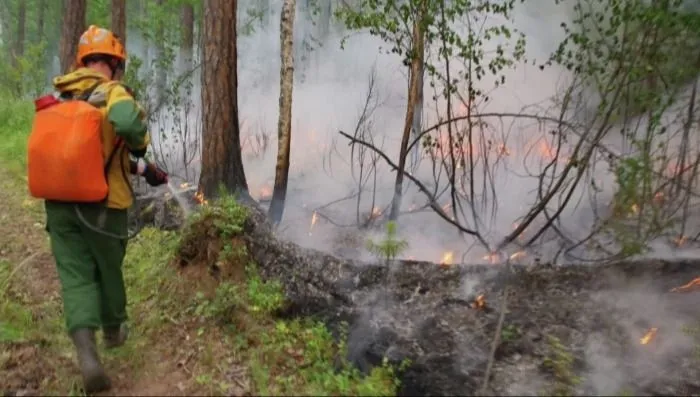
[
  {"xmin": 640, "ymin": 327, "xmax": 657, "ymax": 345},
  {"xmin": 440, "ymin": 251, "xmax": 454, "ymax": 266},
  {"xmin": 368, "ymin": 206, "xmax": 382, "ymax": 221},
  {"xmin": 509, "ymin": 251, "xmax": 526, "ymax": 261},
  {"xmin": 670, "ymin": 277, "xmax": 700, "ymax": 293},
  {"xmin": 471, "ymin": 294, "xmax": 486, "ymax": 310},
  {"xmin": 194, "ymin": 191, "xmax": 208, "ymax": 206},
  {"xmin": 674, "ymin": 235, "xmax": 688, "ymax": 247},
  {"xmin": 258, "ymin": 186, "xmax": 272, "ymax": 200},
  {"xmin": 309, "ymin": 211, "xmax": 318, "ymax": 234},
  {"xmin": 482, "ymin": 252, "xmax": 501, "ymax": 264}
]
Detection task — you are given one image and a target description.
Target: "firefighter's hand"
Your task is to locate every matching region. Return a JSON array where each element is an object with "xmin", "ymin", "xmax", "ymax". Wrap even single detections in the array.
[{"xmin": 143, "ymin": 163, "xmax": 168, "ymax": 187}]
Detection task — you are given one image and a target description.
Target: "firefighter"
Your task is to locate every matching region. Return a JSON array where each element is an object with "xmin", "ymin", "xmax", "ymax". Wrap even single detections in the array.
[{"xmin": 42, "ymin": 25, "xmax": 167, "ymax": 393}]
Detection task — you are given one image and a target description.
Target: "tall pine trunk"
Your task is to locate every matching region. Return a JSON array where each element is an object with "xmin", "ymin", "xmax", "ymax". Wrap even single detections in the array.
[
  {"xmin": 59, "ymin": 0, "xmax": 86, "ymax": 73},
  {"xmin": 111, "ymin": 0, "xmax": 127, "ymax": 43},
  {"xmin": 198, "ymin": 0, "xmax": 248, "ymax": 199},
  {"xmin": 269, "ymin": 0, "xmax": 296, "ymax": 224}
]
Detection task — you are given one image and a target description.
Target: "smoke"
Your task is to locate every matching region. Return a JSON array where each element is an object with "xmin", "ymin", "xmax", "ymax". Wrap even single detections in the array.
[{"xmin": 141, "ymin": 1, "xmax": 700, "ymax": 264}]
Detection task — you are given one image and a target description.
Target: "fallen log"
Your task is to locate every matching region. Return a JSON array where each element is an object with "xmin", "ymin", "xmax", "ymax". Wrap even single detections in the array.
[{"xmin": 137, "ymin": 192, "xmax": 700, "ymax": 396}]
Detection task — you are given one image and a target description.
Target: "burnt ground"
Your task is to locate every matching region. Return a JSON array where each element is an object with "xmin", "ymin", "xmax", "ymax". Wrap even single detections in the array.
[{"xmin": 172, "ymin": 193, "xmax": 700, "ymax": 396}]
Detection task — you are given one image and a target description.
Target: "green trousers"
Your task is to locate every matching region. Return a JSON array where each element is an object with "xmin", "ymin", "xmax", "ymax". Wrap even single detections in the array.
[{"xmin": 45, "ymin": 201, "xmax": 129, "ymax": 333}]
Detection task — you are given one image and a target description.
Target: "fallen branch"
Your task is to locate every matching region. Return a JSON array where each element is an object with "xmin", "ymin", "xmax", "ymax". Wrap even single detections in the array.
[{"xmin": 338, "ymin": 130, "xmax": 491, "ymax": 251}]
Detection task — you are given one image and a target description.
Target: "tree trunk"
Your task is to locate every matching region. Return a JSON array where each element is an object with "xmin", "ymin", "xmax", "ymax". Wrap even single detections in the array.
[
  {"xmin": 198, "ymin": 0, "xmax": 249, "ymax": 199},
  {"xmin": 180, "ymin": 3, "xmax": 195, "ymax": 74},
  {"xmin": 37, "ymin": 0, "xmax": 46, "ymax": 43},
  {"xmin": 154, "ymin": 0, "xmax": 167, "ymax": 103},
  {"xmin": 14, "ymin": 0, "xmax": 26, "ymax": 64},
  {"xmin": 269, "ymin": 0, "xmax": 296, "ymax": 225},
  {"xmin": 389, "ymin": 5, "xmax": 426, "ymax": 221},
  {"xmin": 137, "ymin": 0, "xmax": 150, "ymax": 63},
  {"xmin": 409, "ymin": 64, "xmax": 424, "ymax": 171},
  {"xmin": 111, "ymin": 0, "xmax": 127, "ymax": 43},
  {"xmin": 59, "ymin": 0, "xmax": 86, "ymax": 73}
]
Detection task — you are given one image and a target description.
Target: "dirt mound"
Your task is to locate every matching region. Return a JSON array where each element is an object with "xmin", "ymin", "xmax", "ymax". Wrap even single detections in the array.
[{"xmin": 142, "ymin": 192, "xmax": 700, "ymax": 396}]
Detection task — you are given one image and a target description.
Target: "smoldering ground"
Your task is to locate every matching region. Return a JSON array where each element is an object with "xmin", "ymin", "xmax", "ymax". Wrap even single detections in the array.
[{"xmin": 125, "ymin": 0, "xmax": 700, "ymax": 395}]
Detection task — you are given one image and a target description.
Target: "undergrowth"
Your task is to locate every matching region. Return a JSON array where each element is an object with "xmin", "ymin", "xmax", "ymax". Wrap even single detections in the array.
[
  {"xmin": 170, "ymin": 191, "xmax": 402, "ymax": 395},
  {"xmin": 0, "ymin": 97, "xmax": 32, "ymax": 177},
  {"xmin": 0, "ymin": 97, "xmax": 400, "ymax": 395}
]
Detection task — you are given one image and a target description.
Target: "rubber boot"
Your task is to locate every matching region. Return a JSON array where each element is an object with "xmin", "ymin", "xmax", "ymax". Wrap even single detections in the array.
[
  {"xmin": 70, "ymin": 328, "xmax": 112, "ymax": 394},
  {"xmin": 103, "ymin": 323, "xmax": 129, "ymax": 349}
]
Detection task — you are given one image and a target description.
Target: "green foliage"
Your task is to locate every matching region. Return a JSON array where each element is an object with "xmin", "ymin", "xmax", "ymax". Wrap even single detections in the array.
[
  {"xmin": 0, "ymin": 42, "xmax": 50, "ymax": 97},
  {"xmin": 552, "ymin": 0, "xmax": 700, "ymax": 117},
  {"xmin": 337, "ymin": 0, "xmax": 527, "ymax": 92},
  {"xmin": 0, "ymin": 98, "xmax": 33, "ymax": 175},
  {"xmin": 550, "ymin": 0, "xmax": 700, "ymax": 257},
  {"xmin": 249, "ymin": 318, "xmax": 401, "ymax": 396},
  {"xmin": 541, "ymin": 335, "xmax": 582, "ymax": 396},
  {"xmin": 366, "ymin": 221, "xmax": 409, "ymax": 263}
]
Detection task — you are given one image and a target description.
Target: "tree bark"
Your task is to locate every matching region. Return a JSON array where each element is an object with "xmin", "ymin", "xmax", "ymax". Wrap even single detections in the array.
[
  {"xmin": 389, "ymin": 3, "xmax": 426, "ymax": 221},
  {"xmin": 137, "ymin": 0, "xmax": 150, "ymax": 63},
  {"xmin": 269, "ymin": 0, "xmax": 296, "ymax": 224},
  {"xmin": 37, "ymin": 0, "xmax": 46, "ymax": 43},
  {"xmin": 111, "ymin": 0, "xmax": 127, "ymax": 43},
  {"xmin": 180, "ymin": 3, "xmax": 195, "ymax": 73},
  {"xmin": 154, "ymin": 0, "xmax": 167, "ymax": 103},
  {"xmin": 198, "ymin": 0, "xmax": 249, "ymax": 199},
  {"xmin": 14, "ymin": 0, "xmax": 26, "ymax": 64},
  {"xmin": 59, "ymin": 0, "xmax": 86, "ymax": 73}
]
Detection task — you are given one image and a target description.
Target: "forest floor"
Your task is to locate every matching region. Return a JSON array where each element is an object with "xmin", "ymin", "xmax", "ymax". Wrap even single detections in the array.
[{"xmin": 0, "ymin": 101, "xmax": 398, "ymax": 396}]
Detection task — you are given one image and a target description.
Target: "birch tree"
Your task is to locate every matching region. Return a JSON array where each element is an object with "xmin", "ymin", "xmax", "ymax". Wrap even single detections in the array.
[{"xmin": 269, "ymin": 0, "xmax": 297, "ymax": 224}]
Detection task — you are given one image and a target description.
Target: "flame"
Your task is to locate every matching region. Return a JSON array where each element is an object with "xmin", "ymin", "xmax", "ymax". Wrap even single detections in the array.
[
  {"xmin": 509, "ymin": 251, "xmax": 526, "ymax": 260},
  {"xmin": 194, "ymin": 191, "xmax": 208, "ymax": 206},
  {"xmin": 258, "ymin": 186, "xmax": 273, "ymax": 200},
  {"xmin": 674, "ymin": 235, "xmax": 688, "ymax": 247},
  {"xmin": 470, "ymin": 294, "xmax": 486, "ymax": 310},
  {"xmin": 440, "ymin": 251, "xmax": 454, "ymax": 266},
  {"xmin": 653, "ymin": 192, "xmax": 665, "ymax": 205},
  {"xmin": 670, "ymin": 277, "xmax": 700, "ymax": 293},
  {"xmin": 496, "ymin": 144, "xmax": 510, "ymax": 156},
  {"xmin": 482, "ymin": 252, "xmax": 501, "ymax": 264},
  {"xmin": 640, "ymin": 327, "xmax": 658, "ymax": 345},
  {"xmin": 309, "ymin": 211, "xmax": 318, "ymax": 234},
  {"xmin": 180, "ymin": 182, "xmax": 190, "ymax": 189},
  {"xmin": 630, "ymin": 203, "xmax": 640, "ymax": 215}
]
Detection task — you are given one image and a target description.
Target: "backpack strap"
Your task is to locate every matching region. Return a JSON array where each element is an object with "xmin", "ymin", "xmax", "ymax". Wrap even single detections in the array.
[{"xmin": 77, "ymin": 80, "xmax": 104, "ymax": 102}]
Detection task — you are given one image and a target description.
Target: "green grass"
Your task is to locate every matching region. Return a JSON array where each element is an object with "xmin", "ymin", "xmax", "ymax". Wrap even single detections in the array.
[{"xmin": 0, "ymin": 97, "xmax": 32, "ymax": 176}]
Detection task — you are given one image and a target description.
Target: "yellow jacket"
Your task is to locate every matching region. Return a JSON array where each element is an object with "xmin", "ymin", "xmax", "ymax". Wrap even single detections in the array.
[{"xmin": 53, "ymin": 68, "xmax": 150, "ymax": 209}]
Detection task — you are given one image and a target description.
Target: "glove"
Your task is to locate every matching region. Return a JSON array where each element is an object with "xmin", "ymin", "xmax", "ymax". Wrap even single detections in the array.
[{"xmin": 143, "ymin": 162, "xmax": 168, "ymax": 187}]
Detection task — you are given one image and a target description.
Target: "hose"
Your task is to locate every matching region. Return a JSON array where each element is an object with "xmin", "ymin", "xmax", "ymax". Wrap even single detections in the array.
[
  {"xmin": 73, "ymin": 148, "xmax": 144, "ymax": 241},
  {"xmin": 74, "ymin": 204, "xmax": 141, "ymax": 240}
]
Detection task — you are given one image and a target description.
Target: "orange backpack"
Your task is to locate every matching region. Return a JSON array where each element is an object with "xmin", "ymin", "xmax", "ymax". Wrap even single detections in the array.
[{"xmin": 27, "ymin": 88, "xmax": 115, "ymax": 202}]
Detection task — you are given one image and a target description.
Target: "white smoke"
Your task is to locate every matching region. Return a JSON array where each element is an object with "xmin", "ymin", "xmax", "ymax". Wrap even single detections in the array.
[{"xmin": 138, "ymin": 0, "xmax": 700, "ymax": 265}]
